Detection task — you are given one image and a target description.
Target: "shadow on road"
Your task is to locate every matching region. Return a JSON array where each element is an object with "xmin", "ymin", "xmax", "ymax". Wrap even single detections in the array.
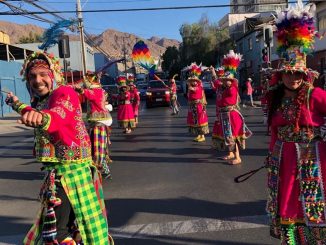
[
  {"xmin": 0, "ymin": 215, "xmax": 30, "ymax": 237},
  {"xmin": 114, "ymin": 235, "xmax": 271, "ymax": 245},
  {"xmin": 106, "ymin": 197, "xmax": 266, "ymax": 227},
  {"xmin": 0, "ymin": 171, "xmax": 43, "ymax": 180}
]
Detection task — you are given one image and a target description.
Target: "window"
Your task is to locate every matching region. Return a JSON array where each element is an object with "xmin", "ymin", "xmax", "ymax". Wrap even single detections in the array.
[
  {"xmin": 318, "ymin": 15, "xmax": 326, "ymax": 31},
  {"xmin": 248, "ymin": 38, "xmax": 253, "ymax": 50},
  {"xmin": 238, "ymin": 42, "xmax": 244, "ymax": 54}
]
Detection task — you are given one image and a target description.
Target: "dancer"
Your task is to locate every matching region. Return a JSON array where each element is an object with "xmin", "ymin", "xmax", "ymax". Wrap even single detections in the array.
[
  {"xmin": 116, "ymin": 75, "xmax": 135, "ymax": 133},
  {"xmin": 260, "ymin": 67, "xmax": 273, "ymax": 126},
  {"xmin": 242, "ymin": 77, "xmax": 255, "ymax": 107},
  {"xmin": 74, "ymin": 71, "xmax": 113, "ymax": 179},
  {"xmin": 127, "ymin": 74, "xmax": 140, "ymax": 126},
  {"xmin": 186, "ymin": 63, "xmax": 209, "ymax": 142},
  {"xmin": 6, "ymin": 52, "xmax": 112, "ymax": 244},
  {"xmin": 169, "ymin": 74, "xmax": 180, "ymax": 115},
  {"xmin": 265, "ymin": 1, "xmax": 326, "ymax": 243},
  {"xmin": 211, "ymin": 50, "xmax": 252, "ymax": 165}
]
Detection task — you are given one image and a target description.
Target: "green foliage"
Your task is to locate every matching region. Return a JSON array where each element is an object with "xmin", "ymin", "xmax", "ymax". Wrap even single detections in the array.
[
  {"xmin": 161, "ymin": 14, "xmax": 234, "ymax": 77},
  {"xmin": 18, "ymin": 32, "xmax": 43, "ymax": 44},
  {"xmin": 161, "ymin": 46, "xmax": 181, "ymax": 78}
]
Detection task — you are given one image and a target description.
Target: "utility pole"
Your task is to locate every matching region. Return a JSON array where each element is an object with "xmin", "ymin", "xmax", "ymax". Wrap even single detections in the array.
[
  {"xmin": 76, "ymin": 0, "xmax": 87, "ymax": 76},
  {"xmin": 123, "ymin": 36, "xmax": 127, "ymax": 75}
]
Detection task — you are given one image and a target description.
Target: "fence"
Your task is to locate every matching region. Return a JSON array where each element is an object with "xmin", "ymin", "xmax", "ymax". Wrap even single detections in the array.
[{"xmin": 0, "ymin": 61, "xmax": 30, "ymax": 117}]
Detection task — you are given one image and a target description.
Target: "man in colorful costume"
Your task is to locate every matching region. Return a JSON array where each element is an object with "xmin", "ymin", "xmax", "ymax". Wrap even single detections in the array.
[
  {"xmin": 169, "ymin": 74, "xmax": 180, "ymax": 115},
  {"xmin": 265, "ymin": 1, "xmax": 326, "ymax": 243},
  {"xmin": 116, "ymin": 75, "xmax": 135, "ymax": 133},
  {"xmin": 186, "ymin": 63, "xmax": 209, "ymax": 142},
  {"xmin": 127, "ymin": 74, "xmax": 140, "ymax": 126},
  {"xmin": 6, "ymin": 52, "xmax": 112, "ymax": 245},
  {"xmin": 210, "ymin": 51, "xmax": 252, "ymax": 165},
  {"xmin": 74, "ymin": 71, "xmax": 113, "ymax": 179}
]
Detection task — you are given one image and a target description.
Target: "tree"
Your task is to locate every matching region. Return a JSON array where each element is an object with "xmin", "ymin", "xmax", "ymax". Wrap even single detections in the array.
[
  {"xmin": 18, "ymin": 32, "xmax": 43, "ymax": 44},
  {"xmin": 179, "ymin": 14, "xmax": 233, "ymax": 67},
  {"xmin": 161, "ymin": 46, "xmax": 181, "ymax": 78}
]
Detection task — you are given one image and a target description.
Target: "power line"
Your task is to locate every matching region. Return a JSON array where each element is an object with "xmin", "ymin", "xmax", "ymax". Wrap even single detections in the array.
[
  {"xmin": 0, "ymin": 1, "xmax": 53, "ymax": 22},
  {"xmin": 18, "ymin": 0, "xmax": 115, "ymax": 59},
  {"xmin": 0, "ymin": 1, "xmax": 312, "ymax": 15}
]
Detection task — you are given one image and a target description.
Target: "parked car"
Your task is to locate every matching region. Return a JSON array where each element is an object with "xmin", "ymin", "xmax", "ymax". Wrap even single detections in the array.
[
  {"xmin": 202, "ymin": 80, "xmax": 214, "ymax": 97},
  {"xmin": 137, "ymin": 82, "xmax": 148, "ymax": 99},
  {"xmin": 146, "ymin": 80, "xmax": 171, "ymax": 107}
]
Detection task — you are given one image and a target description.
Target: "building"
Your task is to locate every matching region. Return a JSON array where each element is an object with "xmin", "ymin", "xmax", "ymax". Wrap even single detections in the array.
[
  {"xmin": 235, "ymin": 15, "xmax": 275, "ymax": 92},
  {"xmin": 219, "ymin": 13, "xmax": 258, "ymax": 41},
  {"xmin": 230, "ymin": 0, "xmax": 287, "ymax": 14},
  {"xmin": 17, "ymin": 41, "xmax": 95, "ymax": 72},
  {"xmin": 306, "ymin": 0, "xmax": 326, "ymax": 87}
]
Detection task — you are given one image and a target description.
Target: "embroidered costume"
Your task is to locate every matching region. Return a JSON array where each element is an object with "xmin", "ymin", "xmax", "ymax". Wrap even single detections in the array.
[
  {"xmin": 265, "ymin": 1, "xmax": 326, "ymax": 243},
  {"xmin": 76, "ymin": 72, "xmax": 113, "ymax": 178},
  {"xmin": 169, "ymin": 74, "xmax": 180, "ymax": 115},
  {"xmin": 8, "ymin": 52, "xmax": 112, "ymax": 245},
  {"xmin": 116, "ymin": 76, "xmax": 135, "ymax": 133},
  {"xmin": 211, "ymin": 52, "xmax": 252, "ymax": 153},
  {"xmin": 186, "ymin": 63, "xmax": 209, "ymax": 141},
  {"xmin": 127, "ymin": 75, "xmax": 140, "ymax": 125}
]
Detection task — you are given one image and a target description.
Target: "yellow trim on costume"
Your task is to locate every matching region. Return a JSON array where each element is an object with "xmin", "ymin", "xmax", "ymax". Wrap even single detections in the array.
[
  {"xmin": 187, "ymin": 122, "xmax": 209, "ymax": 127},
  {"xmin": 17, "ymin": 103, "xmax": 28, "ymax": 114},
  {"xmin": 37, "ymin": 156, "xmax": 93, "ymax": 164},
  {"xmin": 41, "ymin": 113, "xmax": 51, "ymax": 131},
  {"xmin": 280, "ymin": 218, "xmax": 305, "ymax": 225}
]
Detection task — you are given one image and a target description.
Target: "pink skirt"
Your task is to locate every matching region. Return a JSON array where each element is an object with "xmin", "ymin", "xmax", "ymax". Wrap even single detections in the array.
[{"xmin": 187, "ymin": 103, "xmax": 209, "ymax": 135}]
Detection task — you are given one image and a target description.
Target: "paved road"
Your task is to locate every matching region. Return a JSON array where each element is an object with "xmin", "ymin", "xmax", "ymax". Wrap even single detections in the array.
[{"xmin": 0, "ymin": 96, "xmax": 278, "ymax": 245}]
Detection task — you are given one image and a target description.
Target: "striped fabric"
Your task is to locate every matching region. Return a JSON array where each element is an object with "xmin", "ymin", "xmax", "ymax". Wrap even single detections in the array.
[
  {"xmin": 92, "ymin": 125, "xmax": 111, "ymax": 175},
  {"xmin": 23, "ymin": 161, "xmax": 113, "ymax": 245}
]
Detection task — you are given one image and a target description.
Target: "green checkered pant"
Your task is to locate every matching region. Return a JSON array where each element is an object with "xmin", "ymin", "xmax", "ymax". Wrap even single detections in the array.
[{"xmin": 50, "ymin": 162, "xmax": 109, "ymax": 244}]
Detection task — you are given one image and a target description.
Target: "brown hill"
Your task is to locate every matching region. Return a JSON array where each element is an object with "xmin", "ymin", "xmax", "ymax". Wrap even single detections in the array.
[
  {"xmin": 0, "ymin": 20, "xmax": 44, "ymax": 43},
  {"xmin": 0, "ymin": 21, "xmax": 180, "ymax": 59}
]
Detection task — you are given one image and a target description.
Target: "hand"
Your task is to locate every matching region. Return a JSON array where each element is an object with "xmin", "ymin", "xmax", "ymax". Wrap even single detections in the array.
[
  {"xmin": 73, "ymin": 85, "xmax": 84, "ymax": 93},
  {"xmin": 19, "ymin": 110, "xmax": 44, "ymax": 128},
  {"xmin": 5, "ymin": 92, "xmax": 19, "ymax": 105}
]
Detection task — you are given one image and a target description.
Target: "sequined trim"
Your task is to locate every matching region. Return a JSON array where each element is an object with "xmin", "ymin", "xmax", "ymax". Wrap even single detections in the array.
[{"xmin": 278, "ymin": 125, "xmax": 321, "ymax": 143}]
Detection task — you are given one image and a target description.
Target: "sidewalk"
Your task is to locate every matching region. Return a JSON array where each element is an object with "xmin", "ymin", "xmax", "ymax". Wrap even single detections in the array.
[{"xmin": 0, "ymin": 113, "xmax": 32, "ymax": 135}]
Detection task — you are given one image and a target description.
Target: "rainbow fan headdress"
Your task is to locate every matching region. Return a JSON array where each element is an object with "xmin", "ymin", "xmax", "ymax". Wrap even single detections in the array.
[
  {"xmin": 275, "ymin": 0, "xmax": 319, "ymax": 76},
  {"xmin": 221, "ymin": 50, "xmax": 242, "ymax": 79},
  {"xmin": 132, "ymin": 40, "xmax": 157, "ymax": 77},
  {"xmin": 116, "ymin": 75, "xmax": 127, "ymax": 87},
  {"xmin": 187, "ymin": 63, "xmax": 202, "ymax": 80}
]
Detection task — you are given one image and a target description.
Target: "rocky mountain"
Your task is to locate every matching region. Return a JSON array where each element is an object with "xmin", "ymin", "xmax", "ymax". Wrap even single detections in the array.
[{"xmin": 0, "ymin": 21, "xmax": 180, "ymax": 59}]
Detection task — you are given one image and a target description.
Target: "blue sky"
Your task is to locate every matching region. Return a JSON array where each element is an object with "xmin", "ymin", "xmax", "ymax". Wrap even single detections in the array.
[{"xmin": 0, "ymin": 0, "xmax": 230, "ymax": 41}]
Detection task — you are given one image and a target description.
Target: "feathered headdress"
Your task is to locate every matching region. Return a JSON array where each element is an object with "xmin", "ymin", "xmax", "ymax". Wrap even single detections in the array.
[
  {"xmin": 38, "ymin": 19, "xmax": 76, "ymax": 51},
  {"xmin": 221, "ymin": 50, "xmax": 242, "ymax": 79},
  {"xmin": 186, "ymin": 63, "xmax": 201, "ymax": 80},
  {"xmin": 116, "ymin": 75, "xmax": 127, "ymax": 87},
  {"xmin": 21, "ymin": 51, "xmax": 64, "ymax": 85},
  {"xmin": 85, "ymin": 71, "xmax": 101, "ymax": 88},
  {"xmin": 275, "ymin": 0, "xmax": 319, "ymax": 77},
  {"xmin": 127, "ymin": 74, "xmax": 135, "ymax": 85},
  {"xmin": 216, "ymin": 67, "xmax": 225, "ymax": 77}
]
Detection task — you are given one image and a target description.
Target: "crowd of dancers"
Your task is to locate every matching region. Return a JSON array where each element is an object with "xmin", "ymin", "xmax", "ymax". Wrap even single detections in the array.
[{"xmin": 4, "ymin": 0, "xmax": 326, "ymax": 244}]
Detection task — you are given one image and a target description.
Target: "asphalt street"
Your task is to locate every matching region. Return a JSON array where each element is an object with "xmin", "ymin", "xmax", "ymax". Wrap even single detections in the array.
[{"xmin": 0, "ymin": 95, "xmax": 278, "ymax": 245}]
